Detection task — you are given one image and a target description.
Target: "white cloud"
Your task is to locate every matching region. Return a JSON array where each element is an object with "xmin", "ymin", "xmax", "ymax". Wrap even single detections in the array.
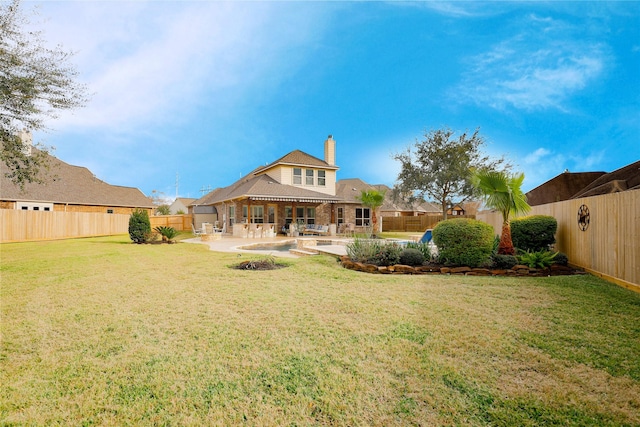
[
  {"xmin": 455, "ymin": 15, "xmax": 608, "ymax": 112},
  {"xmin": 524, "ymin": 147, "xmax": 551, "ymax": 164},
  {"xmin": 33, "ymin": 2, "xmax": 330, "ymax": 131}
]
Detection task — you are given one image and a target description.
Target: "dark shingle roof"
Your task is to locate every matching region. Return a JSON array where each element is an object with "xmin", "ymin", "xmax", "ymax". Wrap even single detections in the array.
[
  {"xmin": 571, "ymin": 160, "xmax": 640, "ymax": 198},
  {"xmin": 335, "ymin": 178, "xmax": 439, "ymax": 212},
  {"xmin": 0, "ymin": 152, "xmax": 154, "ymax": 208},
  {"xmin": 193, "ymin": 174, "xmax": 340, "ymax": 205},
  {"xmin": 254, "ymin": 150, "xmax": 338, "ymax": 174}
]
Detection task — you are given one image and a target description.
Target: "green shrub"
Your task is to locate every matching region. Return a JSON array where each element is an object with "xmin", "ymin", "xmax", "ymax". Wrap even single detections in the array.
[
  {"xmin": 432, "ymin": 218, "xmax": 494, "ymax": 267},
  {"xmin": 511, "ymin": 215, "xmax": 557, "ymax": 252},
  {"xmin": 491, "ymin": 254, "xmax": 518, "ymax": 269},
  {"xmin": 154, "ymin": 226, "xmax": 179, "ymax": 242},
  {"xmin": 518, "ymin": 250, "xmax": 558, "ymax": 269},
  {"xmin": 554, "ymin": 252, "xmax": 569, "ymax": 266},
  {"xmin": 346, "ymin": 238, "xmax": 383, "ymax": 263},
  {"xmin": 399, "ymin": 248, "xmax": 425, "ymax": 266},
  {"xmin": 128, "ymin": 209, "xmax": 151, "ymax": 243},
  {"xmin": 405, "ymin": 241, "xmax": 432, "ymax": 262},
  {"xmin": 370, "ymin": 243, "xmax": 402, "ymax": 266}
]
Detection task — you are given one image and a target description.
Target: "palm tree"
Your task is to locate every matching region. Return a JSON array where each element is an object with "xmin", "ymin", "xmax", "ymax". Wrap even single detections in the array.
[
  {"xmin": 357, "ymin": 189, "xmax": 386, "ymax": 237},
  {"xmin": 473, "ymin": 170, "xmax": 531, "ymax": 255}
]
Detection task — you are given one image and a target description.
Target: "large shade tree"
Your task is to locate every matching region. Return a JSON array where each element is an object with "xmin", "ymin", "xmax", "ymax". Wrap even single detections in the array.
[
  {"xmin": 472, "ymin": 170, "xmax": 531, "ymax": 255},
  {"xmin": 1, "ymin": 0, "xmax": 87, "ymax": 187},
  {"xmin": 392, "ymin": 128, "xmax": 509, "ymax": 220}
]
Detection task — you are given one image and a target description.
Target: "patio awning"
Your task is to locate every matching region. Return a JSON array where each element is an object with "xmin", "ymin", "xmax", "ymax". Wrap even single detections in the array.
[{"xmin": 247, "ymin": 196, "xmax": 339, "ymax": 203}]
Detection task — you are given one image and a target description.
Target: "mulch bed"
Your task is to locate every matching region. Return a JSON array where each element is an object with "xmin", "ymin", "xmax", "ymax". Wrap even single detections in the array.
[
  {"xmin": 339, "ymin": 256, "xmax": 582, "ymax": 277},
  {"xmin": 233, "ymin": 259, "xmax": 289, "ymax": 270}
]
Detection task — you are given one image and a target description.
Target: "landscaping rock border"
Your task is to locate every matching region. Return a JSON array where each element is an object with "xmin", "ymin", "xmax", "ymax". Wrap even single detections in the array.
[{"xmin": 339, "ymin": 256, "xmax": 582, "ymax": 277}]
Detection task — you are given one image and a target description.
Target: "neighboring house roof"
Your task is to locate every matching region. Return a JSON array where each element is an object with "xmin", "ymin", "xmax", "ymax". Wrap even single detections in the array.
[
  {"xmin": 335, "ymin": 178, "xmax": 375, "ymax": 203},
  {"xmin": 336, "ymin": 178, "xmax": 440, "ymax": 213},
  {"xmin": 254, "ymin": 150, "xmax": 339, "ymax": 175},
  {"xmin": 193, "ymin": 173, "xmax": 341, "ymax": 205},
  {"xmin": 526, "ymin": 171, "xmax": 606, "ymax": 206},
  {"xmin": 0, "ymin": 152, "xmax": 154, "ymax": 208},
  {"xmin": 525, "ymin": 160, "xmax": 640, "ymax": 206},
  {"xmin": 571, "ymin": 160, "xmax": 640, "ymax": 198},
  {"xmin": 174, "ymin": 197, "xmax": 196, "ymax": 205}
]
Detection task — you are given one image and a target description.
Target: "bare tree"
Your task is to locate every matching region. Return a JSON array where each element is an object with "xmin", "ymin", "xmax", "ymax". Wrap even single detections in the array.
[{"xmin": 1, "ymin": 0, "xmax": 87, "ymax": 187}]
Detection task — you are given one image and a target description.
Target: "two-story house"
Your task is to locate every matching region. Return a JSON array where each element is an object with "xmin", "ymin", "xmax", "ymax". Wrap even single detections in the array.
[{"xmin": 191, "ymin": 136, "xmax": 343, "ymax": 235}]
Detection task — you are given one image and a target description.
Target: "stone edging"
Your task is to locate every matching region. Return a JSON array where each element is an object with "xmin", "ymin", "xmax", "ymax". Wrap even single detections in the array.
[{"xmin": 339, "ymin": 256, "xmax": 581, "ymax": 277}]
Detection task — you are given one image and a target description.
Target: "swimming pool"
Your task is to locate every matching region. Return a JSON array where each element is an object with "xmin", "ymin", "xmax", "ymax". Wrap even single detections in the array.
[{"xmin": 238, "ymin": 239, "xmax": 335, "ymax": 252}]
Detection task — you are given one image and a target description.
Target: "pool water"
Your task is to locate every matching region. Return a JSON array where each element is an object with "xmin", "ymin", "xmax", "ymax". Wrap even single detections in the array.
[
  {"xmin": 240, "ymin": 239, "xmax": 335, "ymax": 252},
  {"xmin": 244, "ymin": 243, "xmax": 297, "ymax": 252}
]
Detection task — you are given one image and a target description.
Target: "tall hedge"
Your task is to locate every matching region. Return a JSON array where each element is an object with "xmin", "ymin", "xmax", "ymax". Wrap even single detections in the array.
[
  {"xmin": 432, "ymin": 218, "xmax": 494, "ymax": 267},
  {"xmin": 128, "ymin": 209, "xmax": 151, "ymax": 243},
  {"xmin": 511, "ymin": 215, "xmax": 557, "ymax": 252}
]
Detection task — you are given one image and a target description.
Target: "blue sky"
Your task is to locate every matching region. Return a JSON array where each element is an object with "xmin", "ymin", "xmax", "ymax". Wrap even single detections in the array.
[{"xmin": 28, "ymin": 1, "xmax": 640, "ymax": 201}]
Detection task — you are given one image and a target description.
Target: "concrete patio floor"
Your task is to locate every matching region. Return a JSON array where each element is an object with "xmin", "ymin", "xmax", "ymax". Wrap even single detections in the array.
[{"xmin": 183, "ymin": 235, "xmax": 349, "ymax": 258}]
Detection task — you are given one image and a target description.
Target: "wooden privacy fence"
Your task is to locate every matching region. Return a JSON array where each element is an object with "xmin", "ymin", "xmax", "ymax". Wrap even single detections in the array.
[
  {"xmin": 476, "ymin": 189, "xmax": 640, "ymax": 291},
  {"xmin": 382, "ymin": 214, "xmax": 475, "ymax": 232},
  {"xmin": 0, "ymin": 210, "xmax": 129, "ymax": 243},
  {"xmin": 149, "ymin": 214, "xmax": 193, "ymax": 231}
]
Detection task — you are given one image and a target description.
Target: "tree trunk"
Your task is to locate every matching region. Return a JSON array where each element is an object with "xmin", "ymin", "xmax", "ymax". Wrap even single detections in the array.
[{"xmin": 498, "ymin": 222, "xmax": 516, "ymax": 255}]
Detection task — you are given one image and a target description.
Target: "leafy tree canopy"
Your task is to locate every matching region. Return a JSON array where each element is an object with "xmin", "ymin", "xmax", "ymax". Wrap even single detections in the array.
[
  {"xmin": 1, "ymin": 0, "xmax": 87, "ymax": 188},
  {"xmin": 392, "ymin": 127, "xmax": 509, "ymax": 219}
]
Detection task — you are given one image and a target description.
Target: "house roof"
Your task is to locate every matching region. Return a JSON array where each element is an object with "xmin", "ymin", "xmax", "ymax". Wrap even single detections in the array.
[
  {"xmin": 172, "ymin": 197, "xmax": 196, "ymax": 206},
  {"xmin": 254, "ymin": 149, "xmax": 339, "ymax": 175},
  {"xmin": 571, "ymin": 160, "xmax": 640, "ymax": 198},
  {"xmin": 525, "ymin": 160, "xmax": 640, "ymax": 206},
  {"xmin": 525, "ymin": 171, "xmax": 606, "ymax": 206},
  {"xmin": 335, "ymin": 178, "xmax": 440, "ymax": 212},
  {"xmin": 193, "ymin": 173, "xmax": 341, "ymax": 205},
  {"xmin": 0, "ymin": 152, "xmax": 154, "ymax": 208}
]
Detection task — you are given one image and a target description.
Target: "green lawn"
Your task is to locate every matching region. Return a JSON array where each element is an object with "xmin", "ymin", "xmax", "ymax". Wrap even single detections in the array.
[{"xmin": 1, "ymin": 236, "xmax": 639, "ymax": 426}]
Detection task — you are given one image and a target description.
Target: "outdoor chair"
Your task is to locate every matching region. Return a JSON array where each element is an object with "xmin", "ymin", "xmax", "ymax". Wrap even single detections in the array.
[
  {"xmin": 419, "ymin": 228, "xmax": 433, "ymax": 244},
  {"xmin": 191, "ymin": 224, "xmax": 203, "ymax": 236}
]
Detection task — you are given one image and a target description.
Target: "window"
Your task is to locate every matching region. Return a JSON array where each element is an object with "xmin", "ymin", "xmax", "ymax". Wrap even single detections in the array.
[
  {"xmin": 305, "ymin": 169, "xmax": 314, "ymax": 185},
  {"xmin": 285, "ymin": 206, "xmax": 292, "ymax": 224},
  {"xmin": 267, "ymin": 206, "xmax": 275, "ymax": 224},
  {"xmin": 306, "ymin": 207, "xmax": 315, "ymax": 225},
  {"xmin": 242, "ymin": 205, "xmax": 248, "ymax": 222},
  {"xmin": 293, "ymin": 168, "xmax": 302, "ymax": 185},
  {"xmin": 318, "ymin": 170, "xmax": 326, "ymax": 186},
  {"xmin": 229, "ymin": 206, "xmax": 235, "ymax": 226},
  {"xmin": 21, "ymin": 206, "xmax": 28, "ymax": 210},
  {"xmin": 296, "ymin": 207, "xmax": 305, "ymax": 223},
  {"xmin": 106, "ymin": 209, "xmax": 113, "ymax": 214},
  {"xmin": 33, "ymin": 206, "xmax": 39, "ymax": 211},
  {"xmin": 356, "ymin": 208, "xmax": 371, "ymax": 227},
  {"xmin": 251, "ymin": 206, "xmax": 264, "ymax": 223},
  {"xmin": 337, "ymin": 207, "xmax": 344, "ymax": 225}
]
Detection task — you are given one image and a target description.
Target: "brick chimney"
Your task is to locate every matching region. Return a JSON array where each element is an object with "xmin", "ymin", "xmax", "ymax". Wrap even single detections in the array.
[
  {"xmin": 324, "ymin": 134, "xmax": 335, "ymax": 166},
  {"xmin": 19, "ymin": 129, "xmax": 33, "ymax": 156}
]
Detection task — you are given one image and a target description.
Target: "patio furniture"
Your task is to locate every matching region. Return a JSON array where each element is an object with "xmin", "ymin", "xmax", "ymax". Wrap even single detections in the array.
[
  {"xmin": 302, "ymin": 224, "xmax": 329, "ymax": 236},
  {"xmin": 191, "ymin": 224, "xmax": 203, "ymax": 237},
  {"xmin": 340, "ymin": 223, "xmax": 355, "ymax": 237},
  {"xmin": 419, "ymin": 228, "xmax": 433, "ymax": 243}
]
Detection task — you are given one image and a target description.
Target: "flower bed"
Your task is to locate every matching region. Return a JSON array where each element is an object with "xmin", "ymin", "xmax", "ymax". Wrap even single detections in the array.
[{"xmin": 339, "ymin": 256, "xmax": 580, "ymax": 277}]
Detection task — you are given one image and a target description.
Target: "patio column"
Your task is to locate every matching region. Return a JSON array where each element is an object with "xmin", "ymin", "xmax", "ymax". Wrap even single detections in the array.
[{"xmin": 247, "ymin": 199, "xmax": 252, "ymax": 223}]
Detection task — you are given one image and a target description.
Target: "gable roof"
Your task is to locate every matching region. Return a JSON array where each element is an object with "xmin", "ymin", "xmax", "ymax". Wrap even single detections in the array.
[
  {"xmin": 525, "ymin": 171, "xmax": 606, "ymax": 206},
  {"xmin": 335, "ymin": 178, "xmax": 440, "ymax": 212},
  {"xmin": 0, "ymin": 152, "xmax": 154, "ymax": 208},
  {"xmin": 254, "ymin": 149, "xmax": 338, "ymax": 175},
  {"xmin": 571, "ymin": 160, "xmax": 640, "ymax": 198},
  {"xmin": 525, "ymin": 160, "xmax": 640, "ymax": 206}
]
